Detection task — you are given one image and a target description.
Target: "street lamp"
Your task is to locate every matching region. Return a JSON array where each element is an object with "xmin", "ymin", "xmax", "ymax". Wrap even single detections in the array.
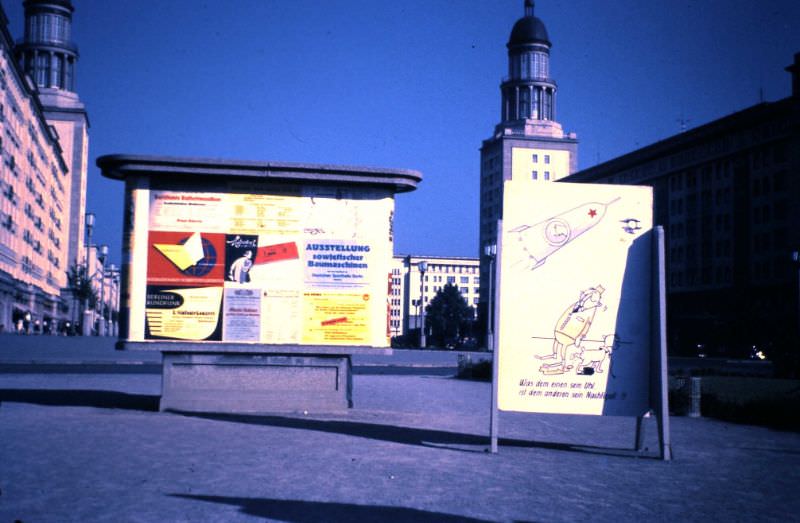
[
  {"xmin": 83, "ymin": 212, "xmax": 95, "ymax": 336},
  {"xmin": 98, "ymin": 244, "xmax": 108, "ymax": 336},
  {"xmin": 483, "ymin": 243, "xmax": 497, "ymax": 352},
  {"xmin": 84, "ymin": 212, "xmax": 95, "ymax": 273},
  {"xmin": 419, "ymin": 260, "xmax": 428, "ymax": 348},
  {"xmin": 107, "ymin": 263, "xmax": 119, "ymax": 336}
]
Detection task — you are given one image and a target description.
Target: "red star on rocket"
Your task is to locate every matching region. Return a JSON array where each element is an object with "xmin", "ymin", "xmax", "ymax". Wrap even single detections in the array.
[{"xmin": 588, "ymin": 208, "xmax": 597, "ymax": 218}]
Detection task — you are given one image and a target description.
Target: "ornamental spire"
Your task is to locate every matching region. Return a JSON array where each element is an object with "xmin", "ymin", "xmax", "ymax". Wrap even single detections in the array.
[{"xmin": 525, "ymin": 0, "xmax": 534, "ymax": 17}]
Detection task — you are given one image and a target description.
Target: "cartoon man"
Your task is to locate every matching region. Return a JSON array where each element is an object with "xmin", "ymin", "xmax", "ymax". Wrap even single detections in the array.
[
  {"xmin": 228, "ymin": 250, "xmax": 253, "ymax": 283},
  {"xmin": 538, "ymin": 285, "xmax": 605, "ymax": 374}
]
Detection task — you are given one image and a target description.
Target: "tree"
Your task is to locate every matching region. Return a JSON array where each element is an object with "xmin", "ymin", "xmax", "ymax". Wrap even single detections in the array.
[
  {"xmin": 425, "ymin": 283, "xmax": 475, "ymax": 348},
  {"xmin": 67, "ymin": 263, "xmax": 97, "ymax": 311}
]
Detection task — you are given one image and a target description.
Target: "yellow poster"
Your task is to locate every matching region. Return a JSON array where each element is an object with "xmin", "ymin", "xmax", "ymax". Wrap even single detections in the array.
[
  {"xmin": 228, "ymin": 193, "xmax": 303, "ymax": 236},
  {"xmin": 145, "ymin": 286, "xmax": 223, "ymax": 341},
  {"xmin": 302, "ymin": 292, "xmax": 370, "ymax": 345}
]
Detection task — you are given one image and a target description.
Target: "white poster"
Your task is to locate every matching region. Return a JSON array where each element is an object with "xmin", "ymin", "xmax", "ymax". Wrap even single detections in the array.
[
  {"xmin": 496, "ymin": 180, "xmax": 653, "ymax": 416},
  {"xmin": 223, "ymin": 287, "xmax": 261, "ymax": 342}
]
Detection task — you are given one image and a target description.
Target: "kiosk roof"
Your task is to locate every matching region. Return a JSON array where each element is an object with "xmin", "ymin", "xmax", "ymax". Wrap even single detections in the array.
[{"xmin": 97, "ymin": 154, "xmax": 422, "ymax": 193}]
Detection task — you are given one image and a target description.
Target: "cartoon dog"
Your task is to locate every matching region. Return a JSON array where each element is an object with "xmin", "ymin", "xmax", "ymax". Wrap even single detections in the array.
[{"xmin": 574, "ymin": 334, "xmax": 616, "ymax": 375}]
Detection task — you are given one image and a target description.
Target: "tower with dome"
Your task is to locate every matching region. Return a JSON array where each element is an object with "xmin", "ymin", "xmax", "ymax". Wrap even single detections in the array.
[{"xmin": 478, "ymin": 0, "xmax": 579, "ymax": 335}]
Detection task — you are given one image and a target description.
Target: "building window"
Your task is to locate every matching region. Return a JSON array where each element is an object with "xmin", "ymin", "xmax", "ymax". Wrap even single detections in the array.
[
  {"xmin": 544, "ymin": 171, "xmax": 550, "ymax": 181},
  {"xmin": 532, "ymin": 51, "xmax": 548, "ymax": 78},
  {"xmin": 543, "ymin": 91, "xmax": 552, "ymax": 120},
  {"xmin": 52, "ymin": 55, "xmax": 64, "ymax": 88},
  {"xmin": 532, "ymin": 170, "xmax": 538, "ymax": 180},
  {"xmin": 532, "ymin": 154, "xmax": 538, "ymax": 163},
  {"xmin": 544, "ymin": 155, "xmax": 550, "ymax": 164},
  {"xmin": 519, "ymin": 88, "xmax": 530, "ymax": 118}
]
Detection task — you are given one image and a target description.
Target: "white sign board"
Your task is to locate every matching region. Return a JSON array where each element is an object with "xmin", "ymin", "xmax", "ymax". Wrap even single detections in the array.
[{"xmin": 496, "ymin": 180, "xmax": 653, "ymax": 416}]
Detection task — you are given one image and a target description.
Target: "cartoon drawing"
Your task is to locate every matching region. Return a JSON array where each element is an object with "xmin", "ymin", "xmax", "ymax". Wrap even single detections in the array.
[
  {"xmin": 228, "ymin": 250, "xmax": 253, "ymax": 283},
  {"xmin": 537, "ymin": 285, "xmax": 606, "ymax": 375},
  {"xmin": 509, "ymin": 198, "xmax": 620, "ymax": 270},
  {"xmin": 620, "ymin": 218, "xmax": 642, "ymax": 234},
  {"xmin": 574, "ymin": 334, "xmax": 617, "ymax": 375}
]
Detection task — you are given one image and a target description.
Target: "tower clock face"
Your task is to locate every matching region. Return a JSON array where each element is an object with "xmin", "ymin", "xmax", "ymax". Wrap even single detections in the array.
[{"xmin": 543, "ymin": 218, "xmax": 570, "ymax": 246}]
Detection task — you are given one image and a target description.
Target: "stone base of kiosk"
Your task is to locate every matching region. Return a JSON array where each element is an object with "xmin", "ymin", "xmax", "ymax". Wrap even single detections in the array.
[
  {"xmin": 119, "ymin": 342, "xmax": 390, "ymax": 414},
  {"xmin": 161, "ymin": 353, "xmax": 353, "ymax": 413}
]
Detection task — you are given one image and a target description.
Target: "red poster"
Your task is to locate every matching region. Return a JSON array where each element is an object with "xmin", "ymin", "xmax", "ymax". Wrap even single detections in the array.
[
  {"xmin": 147, "ymin": 231, "xmax": 226, "ymax": 285},
  {"xmin": 254, "ymin": 241, "xmax": 299, "ymax": 265}
]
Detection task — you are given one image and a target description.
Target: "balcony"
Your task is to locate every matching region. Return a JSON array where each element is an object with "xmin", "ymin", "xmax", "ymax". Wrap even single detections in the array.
[{"xmin": 502, "ymin": 75, "xmax": 557, "ymax": 88}]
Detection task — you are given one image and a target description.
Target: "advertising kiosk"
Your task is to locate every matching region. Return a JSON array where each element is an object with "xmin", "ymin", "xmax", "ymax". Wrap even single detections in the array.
[{"xmin": 98, "ymin": 155, "xmax": 421, "ymax": 413}]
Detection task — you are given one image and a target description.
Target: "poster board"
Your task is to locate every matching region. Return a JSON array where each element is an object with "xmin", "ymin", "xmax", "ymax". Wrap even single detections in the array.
[
  {"xmin": 126, "ymin": 183, "xmax": 394, "ymax": 347},
  {"xmin": 496, "ymin": 180, "xmax": 653, "ymax": 416}
]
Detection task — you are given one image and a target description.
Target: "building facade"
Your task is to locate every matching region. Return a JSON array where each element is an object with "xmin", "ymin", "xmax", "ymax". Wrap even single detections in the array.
[
  {"xmin": 16, "ymin": 0, "xmax": 90, "ymax": 326},
  {"xmin": 0, "ymin": 3, "xmax": 71, "ymax": 332},
  {"xmin": 0, "ymin": 0, "xmax": 105, "ymax": 334},
  {"xmin": 390, "ymin": 254, "xmax": 480, "ymax": 346},
  {"xmin": 566, "ymin": 53, "xmax": 800, "ymax": 360},
  {"xmin": 478, "ymin": 1, "xmax": 578, "ymax": 339},
  {"xmin": 84, "ymin": 242, "xmax": 120, "ymax": 336},
  {"xmin": 16, "ymin": 0, "xmax": 89, "ymax": 274}
]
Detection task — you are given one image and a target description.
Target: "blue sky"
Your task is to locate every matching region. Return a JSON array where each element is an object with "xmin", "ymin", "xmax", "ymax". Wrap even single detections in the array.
[{"xmin": 4, "ymin": 0, "xmax": 799, "ymax": 263}]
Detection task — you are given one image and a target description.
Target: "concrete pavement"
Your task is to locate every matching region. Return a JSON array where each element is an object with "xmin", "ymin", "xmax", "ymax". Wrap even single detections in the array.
[
  {"xmin": 0, "ymin": 334, "xmax": 483, "ymax": 376},
  {"xmin": 1, "ymin": 336, "xmax": 799, "ymax": 522}
]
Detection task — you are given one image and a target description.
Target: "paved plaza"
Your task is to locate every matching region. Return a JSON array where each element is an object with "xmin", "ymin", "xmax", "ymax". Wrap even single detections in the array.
[{"xmin": 1, "ymin": 337, "xmax": 799, "ymax": 522}]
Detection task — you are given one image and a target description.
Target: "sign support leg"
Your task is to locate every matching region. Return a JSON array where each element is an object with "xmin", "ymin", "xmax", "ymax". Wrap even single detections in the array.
[
  {"xmin": 653, "ymin": 226, "xmax": 672, "ymax": 461},
  {"xmin": 489, "ymin": 220, "xmax": 503, "ymax": 454},
  {"xmin": 634, "ymin": 414, "xmax": 646, "ymax": 451},
  {"xmin": 490, "ymin": 329, "xmax": 499, "ymax": 454}
]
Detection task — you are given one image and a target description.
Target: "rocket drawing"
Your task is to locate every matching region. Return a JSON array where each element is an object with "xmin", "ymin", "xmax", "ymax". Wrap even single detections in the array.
[{"xmin": 509, "ymin": 197, "xmax": 620, "ymax": 270}]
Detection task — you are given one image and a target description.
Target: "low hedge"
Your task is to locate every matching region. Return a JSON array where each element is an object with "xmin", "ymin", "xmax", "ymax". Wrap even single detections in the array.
[{"xmin": 670, "ymin": 376, "xmax": 800, "ymax": 431}]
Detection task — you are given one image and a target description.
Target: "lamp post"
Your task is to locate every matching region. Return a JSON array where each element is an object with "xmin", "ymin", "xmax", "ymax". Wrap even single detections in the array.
[
  {"xmin": 483, "ymin": 243, "xmax": 497, "ymax": 352},
  {"xmin": 84, "ymin": 212, "xmax": 95, "ymax": 275},
  {"xmin": 98, "ymin": 244, "xmax": 108, "ymax": 336},
  {"xmin": 83, "ymin": 212, "xmax": 95, "ymax": 336},
  {"xmin": 484, "ymin": 242, "xmax": 499, "ymax": 454},
  {"xmin": 419, "ymin": 260, "xmax": 428, "ymax": 348},
  {"xmin": 107, "ymin": 263, "xmax": 118, "ymax": 337}
]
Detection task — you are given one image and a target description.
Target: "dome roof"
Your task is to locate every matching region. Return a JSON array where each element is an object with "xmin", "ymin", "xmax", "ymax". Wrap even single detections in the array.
[
  {"xmin": 23, "ymin": 0, "xmax": 74, "ymax": 11},
  {"xmin": 508, "ymin": 15, "xmax": 550, "ymax": 47}
]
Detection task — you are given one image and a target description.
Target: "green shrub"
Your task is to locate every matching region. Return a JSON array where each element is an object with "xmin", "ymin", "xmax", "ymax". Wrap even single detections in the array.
[
  {"xmin": 701, "ymin": 394, "xmax": 800, "ymax": 431},
  {"xmin": 456, "ymin": 357, "xmax": 492, "ymax": 381}
]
